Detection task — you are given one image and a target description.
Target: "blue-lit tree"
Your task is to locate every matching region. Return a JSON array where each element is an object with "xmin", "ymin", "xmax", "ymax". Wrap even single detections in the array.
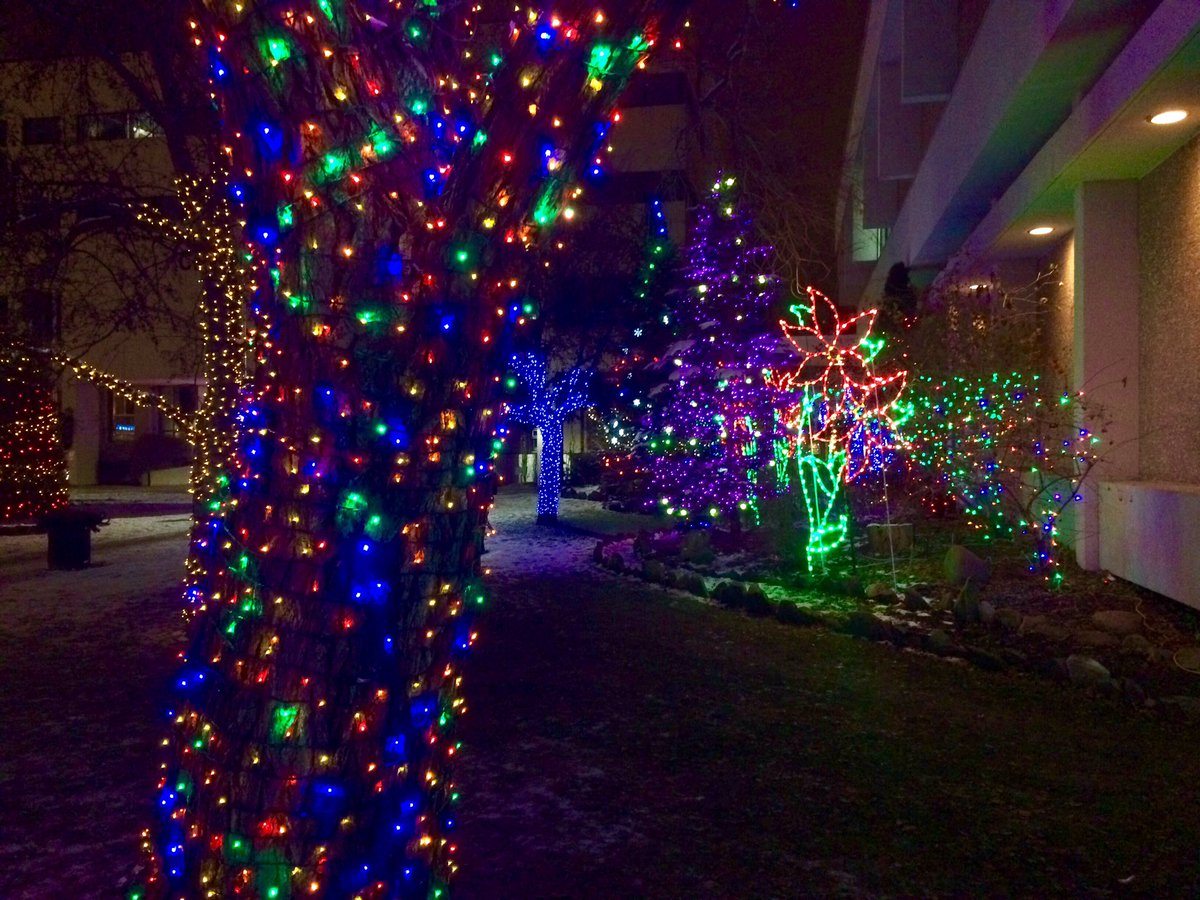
[{"xmin": 506, "ymin": 353, "xmax": 593, "ymax": 524}]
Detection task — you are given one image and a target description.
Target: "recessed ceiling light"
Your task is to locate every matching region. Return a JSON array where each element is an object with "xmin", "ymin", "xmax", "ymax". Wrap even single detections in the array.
[
  {"xmin": 1148, "ymin": 109, "xmax": 1189, "ymax": 126},
  {"xmin": 1028, "ymin": 226, "xmax": 1054, "ymax": 236}
]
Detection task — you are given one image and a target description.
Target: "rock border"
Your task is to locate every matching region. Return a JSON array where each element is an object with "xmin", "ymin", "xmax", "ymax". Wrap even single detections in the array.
[{"xmin": 592, "ymin": 536, "xmax": 1200, "ymax": 723}]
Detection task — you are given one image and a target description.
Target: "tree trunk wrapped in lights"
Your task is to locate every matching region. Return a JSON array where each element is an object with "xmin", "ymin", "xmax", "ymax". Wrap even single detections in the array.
[
  {"xmin": 135, "ymin": 174, "xmax": 252, "ymax": 505},
  {"xmin": 505, "ymin": 353, "xmax": 592, "ymax": 524},
  {"xmin": 136, "ymin": 2, "xmax": 687, "ymax": 897}
]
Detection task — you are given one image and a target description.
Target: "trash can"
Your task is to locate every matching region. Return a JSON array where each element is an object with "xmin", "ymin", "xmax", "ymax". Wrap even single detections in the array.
[{"xmin": 41, "ymin": 506, "xmax": 109, "ymax": 570}]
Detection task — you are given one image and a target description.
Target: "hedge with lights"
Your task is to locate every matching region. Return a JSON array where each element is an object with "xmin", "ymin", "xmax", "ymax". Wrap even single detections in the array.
[
  {"xmin": 0, "ymin": 346, "xmax": 68, "ymax": 524},
  {"xmin": 904, "ymin": 373, "xmax": 1102, "ymax": 583}
]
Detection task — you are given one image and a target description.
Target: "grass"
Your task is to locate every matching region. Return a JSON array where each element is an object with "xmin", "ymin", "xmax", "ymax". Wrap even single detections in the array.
[{"xmin": 456, "ymin": 535, "xmax": 1200, "ymax": 897}]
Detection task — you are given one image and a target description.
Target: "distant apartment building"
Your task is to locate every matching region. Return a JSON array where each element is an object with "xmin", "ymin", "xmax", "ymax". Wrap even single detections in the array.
[
  {"xmin": 0, "ymin": 40, "xmax": 704, "ymax": 492},
  {"xmin": 838, "ymin": 0, "xmax": 1200, "ymax": 606},
  {"xmin": 0, "ymin": 53, "xmax": 202, "ymax": 487}
]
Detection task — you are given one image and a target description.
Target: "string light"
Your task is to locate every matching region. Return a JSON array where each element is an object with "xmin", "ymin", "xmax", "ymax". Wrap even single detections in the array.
[
  {"xmin": 604, "ymin": 196, "xmax": 674, "ymax": 454},
  {"xmin": 647, "ymin": 176, "xmax": 785, "ymax": 525},
  {"xmin": 134, "ymin": 174, "xmax": 253, "ymax": 503},
  {"xmin": 773, "ymin": 288, "xmax": 908, "ymax": 571},
  {"xmin": 44, "ymin": 350, "xmax": 201, "ymax": 444},
  {"xmin": 905, "ymin": 373, "xmax": 1099, "ymax": 583}
]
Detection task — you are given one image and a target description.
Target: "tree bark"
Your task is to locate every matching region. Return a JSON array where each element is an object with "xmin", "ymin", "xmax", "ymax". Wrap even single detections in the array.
[
  {"xmin": 537, "ymin": 423, "xmax": 564, "ymax": 525},
  {"xmin": 140, "ymin": 3, "xmax": 688, "ymax": 896}
]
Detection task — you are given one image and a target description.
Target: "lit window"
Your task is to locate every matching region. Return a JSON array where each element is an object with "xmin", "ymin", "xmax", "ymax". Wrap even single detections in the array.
[
  {"xmin": 129, "ymin": 113, "xmax": 164, "ymax": 139},
  {"xmin": 79, "ymin": 113, "xmax": 128, "ymax": 141},
  {"xmin": 111, "ymin": 394, "xmax": 137, "ymax": 440}
]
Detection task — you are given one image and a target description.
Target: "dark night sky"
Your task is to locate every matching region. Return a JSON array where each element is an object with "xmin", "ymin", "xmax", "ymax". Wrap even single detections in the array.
[{"xmin": 689, "ymin": 0, "xmax": 870, "ymax": 290}]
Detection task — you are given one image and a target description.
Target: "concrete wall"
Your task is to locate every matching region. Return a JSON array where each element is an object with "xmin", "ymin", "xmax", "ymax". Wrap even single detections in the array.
[
  {"xmin": 1139, "ymin": 132, "xmax": 1200, "ymax": 486},
  {"xmin": 1041, "ymin": 235, "xmax": 1075, "ymax": 387},
  {"xmin": 1101, "ymin": 481, "xmax": 1200, "ymax": 608}
]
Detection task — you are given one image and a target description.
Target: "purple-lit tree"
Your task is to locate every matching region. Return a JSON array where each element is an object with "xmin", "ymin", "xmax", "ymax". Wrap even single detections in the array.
[
  {"xmin": 505, "ymin": 353, "xmax": 592, "ymax": 524},
  {"xmin": 648, "ymin": 175, "xmax": 785, "ymax": 526}
]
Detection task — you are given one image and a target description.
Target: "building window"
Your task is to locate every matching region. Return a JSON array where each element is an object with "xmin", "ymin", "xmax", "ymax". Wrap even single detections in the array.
[
  {"xmin": 161, "ymin": 385, "xmax": 197, "ymax": 437},
  {"xmin": 22, "ymin": 117, "xmax": 63, "ymax": 146},
  {"xmin": 78, "ymin": 111, "xmax": 164, "ymax": 142},
  {"xmin": 0, "ymin": 119, "xmax": 9, "ymax": 147},
  {"xmin": 129, "ymin": 112, "xmax": 164, "ymax": 139},
  {"xmin": 79, "ymin": 113, "xmax": 128, "ymax": 141},
  {"xmin": 111, "ymin": 394, "xmax": 138, "ymax": 441}
]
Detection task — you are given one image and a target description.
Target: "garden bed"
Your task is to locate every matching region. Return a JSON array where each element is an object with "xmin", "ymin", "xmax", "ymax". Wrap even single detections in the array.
[{"xmin": 593, "ymin": 516, "xmax": 1200, "ymax": 719}]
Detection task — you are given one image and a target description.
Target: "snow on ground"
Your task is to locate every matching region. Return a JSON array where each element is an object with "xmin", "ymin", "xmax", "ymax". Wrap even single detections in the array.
[
  {"xmin": 0, "ymin": 486, "xmax": 650, "ymax": 588},
  {"xmin": 487, "ymin": 490, "xmax": 654, "ymax": 575},
  {"xmin": 0, "ymin": 488, "xmax": 648, "ymax": 896}
]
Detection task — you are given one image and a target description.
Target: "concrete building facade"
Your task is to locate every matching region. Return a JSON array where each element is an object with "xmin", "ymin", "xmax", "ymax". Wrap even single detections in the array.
[
  {"xmin": 838, "ymin": 0, "xmax": 1200, "ymax": 607},
  {"xmin": 0, "ymin": 53, "xmax": 202, "ymax": 487}
]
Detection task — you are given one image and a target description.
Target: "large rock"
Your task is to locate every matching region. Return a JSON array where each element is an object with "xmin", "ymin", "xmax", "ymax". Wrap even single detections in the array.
[
  {"xmin": 865, "ymin": 581, "xmax": 898, "ymax": 602},
  {"xmin": 1073, "ymin": 630, "xmax": 1119, "ymax": 649},
  {"xmin": 844, "ymin": 611, "xmax": 893, "ymax": 642},
  {"xmin": 1090, "ymin": 610, "xmax": 1143, "ymax": 636},
  {"xmin": 1020, "ymin": 615, "xmax": 1070, "ymax": 642},
  {"xmin": 996, "ymin": 608, "xmax": 1023, "ymax": 632},
  {"xmin": 642, "ymin": 559, "xmax": 667, "ymax": 583},
  {"xmin": 866, "ymin": 522, "xmax": 914, "ymax": 555},
  {"xmin": 926, "ymin": 629, "xmax": 952, "ymax": 653},
  {"xmin": 953, "ymin": 592, "xmax": 981, "ymax": 625},
  {"xmin": 633, "ymin": 531, "xmax": 653, "ymax": 557},
  {"xmin": 1065, "ymin": 655, "xmax": 1111, "ymax": 686},
  {"xmin": 680, "ymin": 530, "xmax": 714, "ymax": 564},
  {"xmin": 1120, "ymin": 633, "xmax": 1153, "ymax": 657},
  {"xmin": 776, "ymin": 603, "xmax": 823, "ymax": 627},
  {"xmin": 744, "ymin": 584, "xmax": 773, "ymax": 617},
  {"xmin": 712, "ymin": 580, "xmax": 747, "ymax": 609},
  {"xmin": 978, "ymin": 600, "xmax": 996, "ymax": 626},
  {"xmin": 943, "ymin": 545, "xmax": 991, "ymax": 587},
  {"xmin": 965, "ymin": 647, "xmax": 1006, "ymax": 672}
]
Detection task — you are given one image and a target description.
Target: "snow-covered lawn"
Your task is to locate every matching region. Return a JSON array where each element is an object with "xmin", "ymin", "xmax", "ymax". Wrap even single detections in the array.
[{"xmin": 0, "ymin": 489, "xmax": 646, "ymax": 896}]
